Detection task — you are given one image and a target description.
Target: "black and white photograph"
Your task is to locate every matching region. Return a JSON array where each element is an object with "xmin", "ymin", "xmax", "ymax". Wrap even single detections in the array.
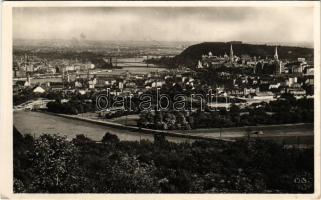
[{"xmin": 0, "ymin": 1, "xmax": 320, "ymax": 198}]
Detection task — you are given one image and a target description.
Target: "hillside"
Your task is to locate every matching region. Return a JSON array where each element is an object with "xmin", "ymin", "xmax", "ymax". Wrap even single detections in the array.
[{"xmin": 174, "ymin": 42, "xmax": 314, "ymax": 67}]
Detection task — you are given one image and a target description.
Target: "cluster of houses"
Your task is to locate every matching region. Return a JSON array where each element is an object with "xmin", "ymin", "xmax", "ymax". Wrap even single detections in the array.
[
  {"xmin": 196, "ymin": 45, "xmax": 314, "ymax": 99},
  {"xmin": 13, "ymin": 54, "xmax": 95, "ymax": 78},
  {"xmin": 229, "ymin": 73, "xmax": 313, "ymax": 96},
  {"xmin": 198, "ymin": 45, "xmax": 313, "ymax": 77},
  {"xmin": 13, "ymin": 64, "xmax": 313, "ymax": 106},
  {"xmin": 13, "ymin": 48, "xmax": 314, "ymax": 112}
]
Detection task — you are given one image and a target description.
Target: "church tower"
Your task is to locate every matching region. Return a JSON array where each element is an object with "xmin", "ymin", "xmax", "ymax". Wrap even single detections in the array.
[
  {"xmin": 230, "ymin": 44, "xmax": 234, "ymax": 63},
  {"xmin": 274, "ymin": 46, "xmax": 279, "ymax": 61},
  {"xmin": 274, "ymin": 46, "xmax": 282, "ymax": 75}
]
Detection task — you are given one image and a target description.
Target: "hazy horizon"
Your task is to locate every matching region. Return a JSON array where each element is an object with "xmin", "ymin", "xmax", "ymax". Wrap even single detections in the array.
[{"xmin": 13, "ymin": 38, "xmax": 314, "ymax": 49}]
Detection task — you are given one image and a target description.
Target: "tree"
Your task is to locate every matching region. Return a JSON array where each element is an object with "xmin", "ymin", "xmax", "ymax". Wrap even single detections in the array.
[
  {"xmin": 164, "ymin": 112, "xmax": 177, "ymax": 130},
  {"xmin": 102, "ymin": 132, "xmax": 120, "ymax": 144},
  {"xmin": 230, "ymin": 104, "xmax": 240, "ymax": 114},
  {"xmin": 104, "ymin": 154, "xmax": 159, "ymax": 193},
  {"xmin": 13, "ymin": 127, "xmax": 34, "ymax": 192},
  {"xmin": 28, "ymin": 134, "xmax": 86, "ymax": 192},
  {"xmin": 13, "ymin": 128, "xmax": 314, "ymax": 193},
  {"xmin": 72, "ymin": 134, "xmax": 92, "ymax": 145},
  {"xmin": 280, "ymin": 93, "xmax": 296, "ymax": 106}
]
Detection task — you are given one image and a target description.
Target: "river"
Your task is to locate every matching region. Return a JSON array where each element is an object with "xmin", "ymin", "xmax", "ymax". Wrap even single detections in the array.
[
  {"xmin": 13, "ymin": 111, "xmax": 193, "ymax": 143},
  {"xmin": 13, "ymin": 111, "xmax": 314, "ymax": 147}
]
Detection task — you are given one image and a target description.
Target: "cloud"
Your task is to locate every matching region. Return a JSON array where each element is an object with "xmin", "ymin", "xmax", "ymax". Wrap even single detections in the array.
[{"xmin": 13, "ymin": 7, "xmax": 314, "ymax": 44}]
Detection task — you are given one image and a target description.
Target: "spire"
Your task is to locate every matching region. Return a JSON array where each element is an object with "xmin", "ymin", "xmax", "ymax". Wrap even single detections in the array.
[
  {"xmin": 230, "ymin": 44, "xmax": 234, "ymax": 63},
  {"xmin": 198, "ymin": 60, "xmax": 203, "ymax": 68},
  {"xmin": 274, "ymin": 46, "xmax": 278, "ymax": 61}
]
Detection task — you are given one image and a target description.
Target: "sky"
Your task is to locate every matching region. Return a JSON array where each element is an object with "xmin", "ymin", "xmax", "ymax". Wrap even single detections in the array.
[{"xmin": 13, "ymin": 7, "xmax": 314, "ymax": 45}]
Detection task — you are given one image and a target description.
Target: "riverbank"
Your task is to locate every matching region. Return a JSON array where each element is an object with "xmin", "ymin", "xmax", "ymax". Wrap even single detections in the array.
[
  {"xmin": 59, "ymin": 111, "xmax": 313, "ymax": 138},
  {"xmin": 39, "ymin": 111, "xmax": 235, "ymax": 142},
  {"xmin": 13, "ymin": 110, "xmax": 314, "ymax": 147},
  {"xmin": 13, "ymin": 111, "xmax": 227, "ymax": 143}
]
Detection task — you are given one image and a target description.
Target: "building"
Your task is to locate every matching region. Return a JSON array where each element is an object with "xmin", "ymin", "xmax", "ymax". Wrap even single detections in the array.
[
  {"xmin": 269, "ymin": 83, "xmax": 281, "ymax": 90},
  {"xmin": 252, "ymin": 91, "xmax": 274, "ymax": 100},
  {"xmin": 287, "ymin": 88, "xmax": 306, "ymax": 96},
  {"xmin": 304, "ymin": 67, "xmax": 314, "ymax": 76},
  {"xmin": 292, "ymin": 65, "xmax": 304, "ymax": 73},
  {"xmin": 78, "ymin": 89, "xmax": 86, "ymax": 95},
  {"xmin": 50, "ymin": 82, "xmax": 64, "ymax": 91},
  {"xmin": 305, "ymin": 76, "xmax": 314, "ymax": 85},
  {"xmin": 23, "ymin": 75, "xmax": 31, "ymax": 87},
  {"xmin": 88, "ymin": 77, "xmax": 97, "ymax": 89},
  {"xmin": 274, "ymin": 46, "xmax": 279, "ymax": 61},
  {"xmin": 75, "ymin": 80, "xmax": 83, "ymax": 88},
  {"xmin": 286, "ymin": 77, "xmax": 298, "ymax": 87},
  {"xmin": 273, "ymin": 46, "xmax": 284, "ymax": 75},
  {"xmin": 33, "ymin": 86, "xmax": 46, "ymax": 93},
  {"xmin": 230, "ymin": 44, "xmax": 234, "ymax": 64},
  {"xmin": 151, "ymin": 81, "xmax": 165, "ymax": 88},
  {"xmin": 197, "ymin": 60, "xmax": 203, "ymax": 68},
  {"xmin": 298, "ymin": 58, "xmax": 306, "ymax": 62}
]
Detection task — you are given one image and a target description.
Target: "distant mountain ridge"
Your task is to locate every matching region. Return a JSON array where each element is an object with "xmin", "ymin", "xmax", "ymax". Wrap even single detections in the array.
[{"xmin": 174, "ymin": 42, "xmax": 314, "ymax": 67}]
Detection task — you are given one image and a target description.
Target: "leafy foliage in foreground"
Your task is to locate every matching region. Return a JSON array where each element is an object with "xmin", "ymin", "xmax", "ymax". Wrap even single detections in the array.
[{"xmin": 14, "ymin": 127, "xmax": 313, "ymax": 193}]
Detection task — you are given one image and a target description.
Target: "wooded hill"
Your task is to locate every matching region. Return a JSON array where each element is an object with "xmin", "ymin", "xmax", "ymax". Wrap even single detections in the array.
[{"xmin": 174, "ymin": 42, "xmax": 313, "ymax": 67}]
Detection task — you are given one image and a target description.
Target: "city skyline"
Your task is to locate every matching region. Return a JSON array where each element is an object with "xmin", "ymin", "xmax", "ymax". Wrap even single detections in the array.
[{"xmin": 6, "ymin": 2, "xmax": 318, "ymax": 195}]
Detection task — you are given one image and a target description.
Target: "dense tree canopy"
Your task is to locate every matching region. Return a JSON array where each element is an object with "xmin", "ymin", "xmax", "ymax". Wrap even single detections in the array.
[
  {"xmin": 138, "ymin": 95, "xmax": 313, "ymax": 130},
  {"xmin": 14, "ymin": 127, "xmax": 314, "ymax": 193}
]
